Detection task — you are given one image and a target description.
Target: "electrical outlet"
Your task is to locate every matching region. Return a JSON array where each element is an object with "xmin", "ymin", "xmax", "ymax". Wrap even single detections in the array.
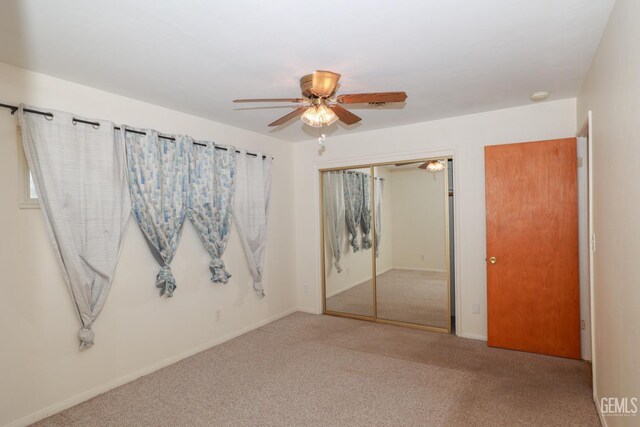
[
  {"xmin": 215, "ymin": 310, "xmax": 221, "ymax": 321},
  {"xmin": 581, "ymin": 320, "xmax": 586, "ymax": 330},
  {"xmin": 420, "ymin": 254, "xmax": 425, "ymax": 261},
  {"xmin": 472, "ymin": 304, "xmax": 480, "ymax": 314}
]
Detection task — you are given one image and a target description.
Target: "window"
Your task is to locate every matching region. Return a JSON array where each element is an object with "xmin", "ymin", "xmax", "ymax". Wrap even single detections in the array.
[
  {"xmin": 29, "ymin": 172, "xmax": 38, "ymax": 199},
  {"xmin": 18, "ymin": 132, "xmax": 39, "ymax": 209}
]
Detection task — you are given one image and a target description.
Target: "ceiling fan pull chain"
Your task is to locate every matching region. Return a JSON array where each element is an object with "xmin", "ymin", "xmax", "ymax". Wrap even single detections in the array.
[{"xmin": 318, "ymin": 125, "xmax": 326, "ymax": 145}]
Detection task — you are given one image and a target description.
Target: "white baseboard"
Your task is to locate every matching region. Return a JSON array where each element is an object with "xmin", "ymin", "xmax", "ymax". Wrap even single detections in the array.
[
  {"xmin": 392, "ymin": 266, "xmax": 447, "ymax": 273},
  {"xmin": 5, "ymin": 307, "xmax": 300, "ymax": 427},
  {"xmin": 296, "ymin": 306, "xmax": 322, "ymax": 315},
  {"xmin": 377, "ymin": 266, "xmax": 394, "ymax": 275},
  {"xmin": 457, "ymin": 332, "xmax": 487, "ymax": 341}
]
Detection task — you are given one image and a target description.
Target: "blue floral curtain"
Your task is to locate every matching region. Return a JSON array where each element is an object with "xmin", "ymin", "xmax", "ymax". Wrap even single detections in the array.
[
  {"xmin": 124, "ymin": 127, "xmax": 191, "ymax": 297},
  {"xmin": 343, "ymin": 171, "xmax": 364, "ymax": 251},
  {"xmin": 188, "ymin": 142, "xmax": 236, "ymax": 283},
  {"xmin": 360, "ymin": 173, "xmax": 372, "ymax": 250}
]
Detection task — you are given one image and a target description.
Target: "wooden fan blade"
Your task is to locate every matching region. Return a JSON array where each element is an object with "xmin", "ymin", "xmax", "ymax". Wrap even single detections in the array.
[
  {"xmin": 418, "ymin": 162, "xmax": 429, "ymax": 169},
  {"xmin": 268, "ymin": 107, "xmax": 309, "ymax": 126},
  {"xmin": 336, "ymin": 92, "xmax": 408, "ymax": 104},
  {"xmin": 395, "ymin": 161, "xmax": 422, "ymax": 167},
  {"xmin": 329, "ymin": 104, "xmax": 362, "ymax": 125},
  {"xmin": 233, "ymin": 98, "xmax": 305, "ymax": 103}
]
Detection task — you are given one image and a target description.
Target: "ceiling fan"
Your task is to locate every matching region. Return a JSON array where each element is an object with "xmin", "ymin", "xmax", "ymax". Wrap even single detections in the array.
[{"xmin": 233, "ymin": 70, "xmax": 407, "ymax": 128}]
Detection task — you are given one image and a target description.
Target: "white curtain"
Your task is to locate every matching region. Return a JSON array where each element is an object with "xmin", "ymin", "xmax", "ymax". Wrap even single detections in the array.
[
  {"xmin": 19, "ymin": 105, "xmax": 131, "ymax": 349},
  {"xmin": 188, "ymin": 142, "xmax": 236, "ymax": 283},
  {"xmin": 374, "ymin": 177, "xmax": 384, "ymax": 258},
  {"xmin": 124, "ymin": 127, "xmax": 191, "ymax": 297},
  {"xmin": 234, "ymin": 151, "xmax": 272, "ymax": 297},
  {"xmin": 323, "ymin": 172, "xmax": 345, "ymax": 272}
]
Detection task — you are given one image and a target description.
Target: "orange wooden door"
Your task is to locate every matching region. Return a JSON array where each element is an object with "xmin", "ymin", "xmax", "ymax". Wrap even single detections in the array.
[{"xmin": 485, "ymin": 138, "xmax": 580, "ymax": 359}]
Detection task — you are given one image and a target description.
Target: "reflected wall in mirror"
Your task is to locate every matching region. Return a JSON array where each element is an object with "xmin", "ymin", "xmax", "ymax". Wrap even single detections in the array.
[
  {"xmin": 375, "ymin": 160, "xmax": 450, "ymax": 330},
  {"xmin": 322, "ymin": 167, "xmax": 375, "ymax": 317}
]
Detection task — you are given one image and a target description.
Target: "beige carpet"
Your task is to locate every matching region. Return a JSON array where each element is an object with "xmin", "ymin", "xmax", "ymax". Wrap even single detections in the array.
[
  {"xmin": 33, "ymin": 313, "xmax": 599, "ymax": 426},
  {"xmin": 326, "ymin": 269, "xmax": 449, "ymax": 328}
]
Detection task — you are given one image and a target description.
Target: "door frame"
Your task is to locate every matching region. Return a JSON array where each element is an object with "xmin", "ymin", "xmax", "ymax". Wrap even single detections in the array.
[
  {"xmin": 316, "ymin": 148, "xmax": 460, "ymax": 334},
  {"xmin": 578, "ymin": 111, "xmax": 596, "ymax": 394}
]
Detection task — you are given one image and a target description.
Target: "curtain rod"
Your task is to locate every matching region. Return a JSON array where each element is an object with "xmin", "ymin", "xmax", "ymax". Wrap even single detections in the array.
[{"xmin": 0, "ymin": 102, "xmax": 271, "ymax": 159}]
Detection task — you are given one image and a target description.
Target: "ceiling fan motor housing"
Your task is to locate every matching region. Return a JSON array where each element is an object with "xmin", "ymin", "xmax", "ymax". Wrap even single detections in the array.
[{"xmin": 300, "ymin": 70, "xmax": 341, "ymax": 98}]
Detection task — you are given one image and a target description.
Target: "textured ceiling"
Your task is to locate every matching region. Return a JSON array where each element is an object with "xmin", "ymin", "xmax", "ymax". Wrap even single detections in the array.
[{"xmin": 0, "ymin": 0, "xmax": 614, "ymax": 142}]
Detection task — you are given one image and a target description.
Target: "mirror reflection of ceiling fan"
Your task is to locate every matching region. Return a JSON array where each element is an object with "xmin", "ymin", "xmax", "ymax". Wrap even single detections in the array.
[
  {"xmin": 394, "ymin": 160, "xmax": 446, "ymax": 172},
  {"xmin": 233, "ymin": 70, "xmax": 407, "ymax": 128},
  {"xmin": 419, "ymin": 160, "xmax": 445, "ymax": 172}
]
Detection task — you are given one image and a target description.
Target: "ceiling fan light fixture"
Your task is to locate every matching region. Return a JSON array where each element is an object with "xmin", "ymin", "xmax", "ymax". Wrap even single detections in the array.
[
  {"xmin": 319, "ymin": 104, "xmax": 339, "ymax": 126},
  {"xmin": 300, "ymin": 104, "xmax": 338, "ymax": 128},
  {"xmin": 425, "ymin": 160, "xmax": 445, "ymax": 172}
]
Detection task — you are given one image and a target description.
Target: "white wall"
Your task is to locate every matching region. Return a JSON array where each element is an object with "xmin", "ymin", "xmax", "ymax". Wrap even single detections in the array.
[
  {"xmin": 388, "ymin": 167, "xmax": 446, "ymax": 272},
  {"xmin": 0, "ymin": 62, "xmax": 297, "ymax": 427},
  {"xmin": 577, "ymin": 0, "xmax": 640, "ymax": 424},
  {"xmin": 293, "ymin": 99, "xmax": 577, "ymax": 340}
]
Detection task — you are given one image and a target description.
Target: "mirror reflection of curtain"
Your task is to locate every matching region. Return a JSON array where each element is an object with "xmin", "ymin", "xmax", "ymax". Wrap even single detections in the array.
[
  {"xmin": 374, "ymin": 178, "xmax": 384, "ymax": 258},
  {"xmin": 323, "ymin": 172, "xmax": 345, "ymax": 272},
  {"xmin": 360, "ymin": 174, "xmax": 372, "ymax": 250},
  {"xmin": 343, "ymin": 172, "xmax": 364, "ymax": 251}
]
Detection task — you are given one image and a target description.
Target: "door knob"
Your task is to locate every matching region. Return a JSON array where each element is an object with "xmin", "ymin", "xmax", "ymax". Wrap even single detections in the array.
[{"xmin": 489, "ymin": 256, "xmax": 497, "ymax": 264}]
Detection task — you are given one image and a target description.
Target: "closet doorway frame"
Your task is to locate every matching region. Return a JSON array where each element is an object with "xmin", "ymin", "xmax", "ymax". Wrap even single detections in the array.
[{"xmin": 319, "ymin": 156, "xmax": 454, "ymax": 334}]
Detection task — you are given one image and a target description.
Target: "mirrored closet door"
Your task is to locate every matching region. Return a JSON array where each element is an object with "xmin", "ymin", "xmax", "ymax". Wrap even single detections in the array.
[{"xmin": 321, "ymin": 158, "xmax": 453, "ymax": 333}]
